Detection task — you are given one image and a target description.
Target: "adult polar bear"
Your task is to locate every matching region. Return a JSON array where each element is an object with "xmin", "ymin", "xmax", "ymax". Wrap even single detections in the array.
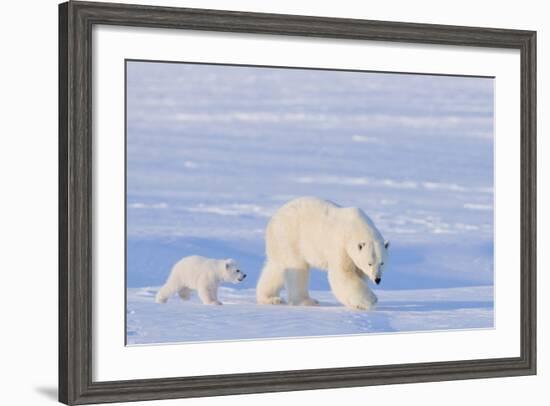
[{"xmin": 256, "ymin": 197, "xmax": 389, "ymax": 310}]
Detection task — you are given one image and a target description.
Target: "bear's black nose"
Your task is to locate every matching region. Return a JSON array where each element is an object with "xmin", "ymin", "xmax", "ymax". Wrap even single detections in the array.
[{"xmin": 375, "ymin": 277, "xmax": 381, "ymax": 285}]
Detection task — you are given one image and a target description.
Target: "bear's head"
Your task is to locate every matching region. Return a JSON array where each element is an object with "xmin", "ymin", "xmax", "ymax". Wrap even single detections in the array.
[
  {"xmin": 344, "ymin": 208, "xmax": 389, "ymax": 285},
  {"xmin": 222, "ymin": 258, "xmax": 247, "ymax": 284}
]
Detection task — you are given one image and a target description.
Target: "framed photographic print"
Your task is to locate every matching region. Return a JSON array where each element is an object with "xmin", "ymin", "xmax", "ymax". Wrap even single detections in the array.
[{"xmin": 59, "ymin": 1, "xmax": 536, "ymax": 404}]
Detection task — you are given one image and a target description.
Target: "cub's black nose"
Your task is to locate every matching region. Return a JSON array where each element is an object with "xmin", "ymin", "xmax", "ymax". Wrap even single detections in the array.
[
  {"xmin": 242, "ymin": 274, "xmax": 247, "ymax": 279},
  {"xmin": 375, "ymin": 277, "xmax": 381, "ymax": 285}
]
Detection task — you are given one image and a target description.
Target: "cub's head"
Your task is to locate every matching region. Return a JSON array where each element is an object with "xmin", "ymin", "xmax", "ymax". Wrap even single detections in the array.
[
  {"xmin": 344, "ymin": 208, "xmax": 389, "ymax": 285},
  {"xmin": 222, "ymin": 259, "xmax": 247, "ymax": 284}
]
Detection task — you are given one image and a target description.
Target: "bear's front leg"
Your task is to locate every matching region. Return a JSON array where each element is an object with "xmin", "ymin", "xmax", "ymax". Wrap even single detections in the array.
[
  {"xmin": 198, "ymin": 285, "xmax": 222, "ymax": 305},
  {"xmin": 328, "ymin": 267, "xmax": 378, "ymax": 310}
]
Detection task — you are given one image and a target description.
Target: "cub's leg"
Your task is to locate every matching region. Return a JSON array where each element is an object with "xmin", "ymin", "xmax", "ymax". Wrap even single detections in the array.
[
  {"xmin": 155, "ymin": 277, "xmax": 179, "ymax": 304},
  {"xmin": 285, "ymin": 268, "xmax": 319, "ymax": 306},
  {"xmin": 328, "ymin": 266, "xmax": 377, "ymax": 310},
  {"xmin": 178, "ymin": 286, "xmax": 191, "ymax": 301},
  {"xmin": 198, "ymin": 284, "xmax": 222, "ymax": 305},
  {"xmin": 256, "ymin": 260, "xmax": 287, "ymax": 305}
]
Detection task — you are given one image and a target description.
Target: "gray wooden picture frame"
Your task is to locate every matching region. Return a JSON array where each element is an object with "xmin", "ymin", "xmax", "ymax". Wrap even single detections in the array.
[{"xmin": 59, "ymin": 1, "xmax": 537, "ymax": 404}]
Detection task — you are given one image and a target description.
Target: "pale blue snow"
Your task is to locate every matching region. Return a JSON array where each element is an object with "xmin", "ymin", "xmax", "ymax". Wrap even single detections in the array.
[{"xmin": 127, "ymin": 286, "xmax": 493, "ymax": 345}]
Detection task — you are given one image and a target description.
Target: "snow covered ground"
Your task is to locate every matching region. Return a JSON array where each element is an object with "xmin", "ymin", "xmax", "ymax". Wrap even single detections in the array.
[
  {"xmin": 126, "ymin": 61, "xmax": 494, "ymax": 344},
  {"xmin": 127, "ymin": 286, "xmax": 493, "ymax": 344}
]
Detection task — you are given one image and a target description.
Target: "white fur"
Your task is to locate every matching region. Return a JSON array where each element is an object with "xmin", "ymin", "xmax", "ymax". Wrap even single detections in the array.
[
  {"xmin": 156, "ymin": 256, "xmax": 245, "ymax": 305},
  {"xmin": 256, "ymin": 197, "xmax": 389, "ymax": 310}
]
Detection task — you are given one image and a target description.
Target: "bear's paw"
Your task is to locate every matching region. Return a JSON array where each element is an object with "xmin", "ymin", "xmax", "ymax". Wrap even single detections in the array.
[
  {"xmin": 258, "ymin": 296, "xmax": 287, "ymax": 305},
  {"xmin": 299, "ymin": 297, "xmax": 320, "ymax": 306}
]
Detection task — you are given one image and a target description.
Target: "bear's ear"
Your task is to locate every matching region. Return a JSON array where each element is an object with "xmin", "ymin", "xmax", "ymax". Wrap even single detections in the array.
[
  {"xmin": 384, "ymin": 240, "xmax": 390, "ymax": 250},
  {"xmin": 225, "ymin": 259, "xmax": 232, "ymax": 270}
]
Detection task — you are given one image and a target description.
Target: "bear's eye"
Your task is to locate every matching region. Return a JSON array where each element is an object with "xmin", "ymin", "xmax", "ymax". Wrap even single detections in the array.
[
  {"xmin": 381, "ymin": 262, "xmax": 384, "ymax": 266},
  {"xmin": 358, "ymin": 243, "xmax": 365, "ymax": 250},
  {"xmin": 368, "ymin": 263, "xmax": 372, "ymax": 266}
]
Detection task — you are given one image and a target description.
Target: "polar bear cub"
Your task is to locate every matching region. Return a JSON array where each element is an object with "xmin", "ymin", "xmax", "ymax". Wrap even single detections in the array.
[
  {"xmin": 256, "ymin": 197, "xmax": 389, "ymax": 310},
  {"xmin": 156, "ymin": 256, "xmax": 246, "ymax": 305}
]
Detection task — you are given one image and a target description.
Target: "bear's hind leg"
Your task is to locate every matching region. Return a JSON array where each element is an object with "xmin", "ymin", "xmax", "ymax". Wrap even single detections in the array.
[
  {"xmin": 285, "ymin": 268, "xmax": 319, "ymax": 306},
  {"xmin": 256, "ymin": 261, "xmax": 287, "ymax": 305}
]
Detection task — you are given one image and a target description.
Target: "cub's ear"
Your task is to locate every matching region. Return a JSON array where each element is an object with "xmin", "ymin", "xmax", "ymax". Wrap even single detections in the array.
[
  {"xmin": 384, "ymin": 240, "xmax": 390, "ymax": 250},
  {"xmin": 225, "ymin": 259, "xmax": 232, "ymax": 270}
]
